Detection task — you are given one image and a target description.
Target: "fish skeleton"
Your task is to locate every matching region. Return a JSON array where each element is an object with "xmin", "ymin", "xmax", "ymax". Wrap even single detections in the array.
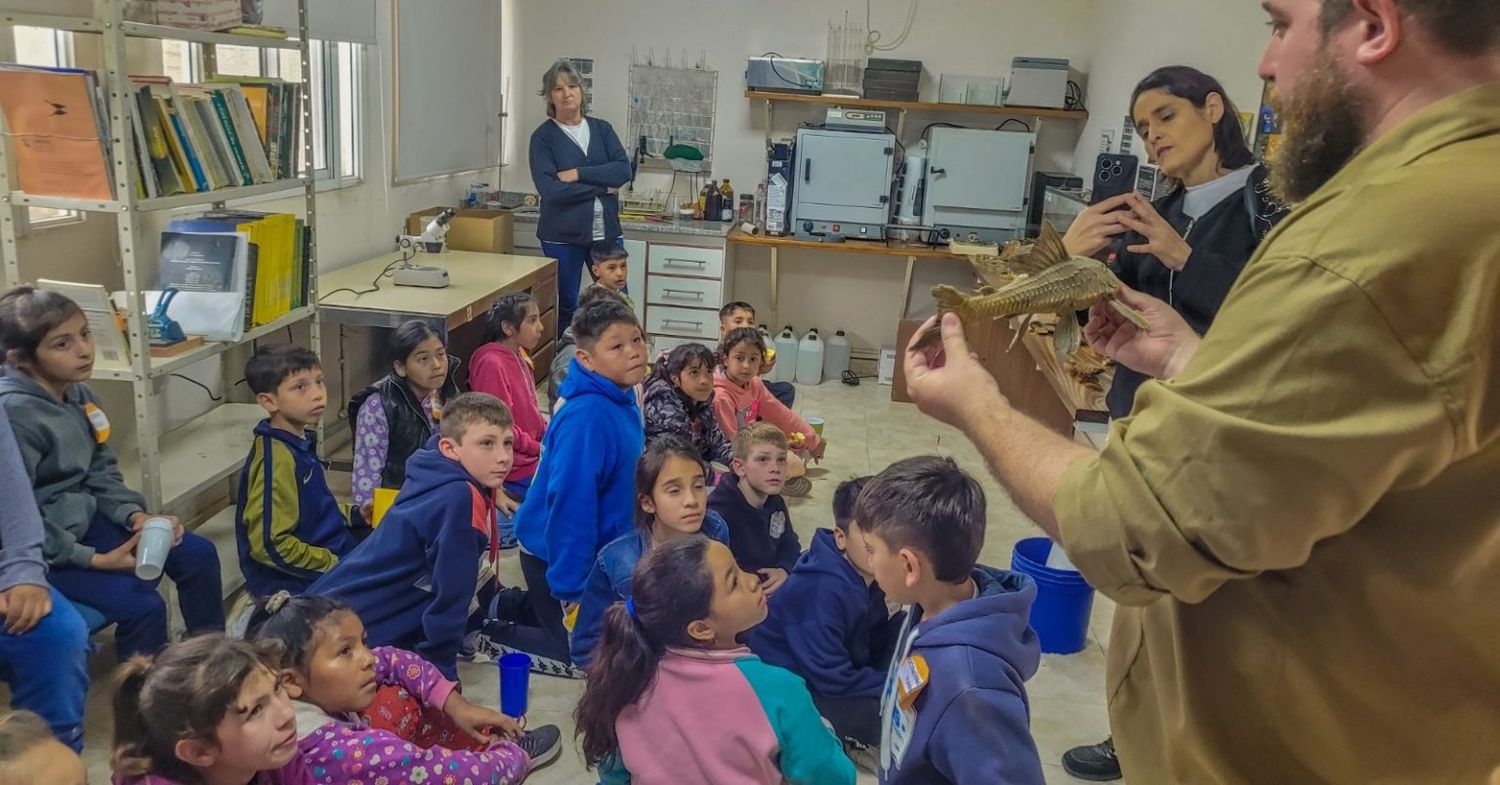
[{"xmin": 914, "ymin": 222, "xmax": 1149, "ymax": 362}]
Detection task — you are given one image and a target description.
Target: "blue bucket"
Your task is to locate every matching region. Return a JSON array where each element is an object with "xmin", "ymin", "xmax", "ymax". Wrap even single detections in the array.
[{"xmin": 1010, "ymin": 537, "xmax": 1095, "ymax": 654}]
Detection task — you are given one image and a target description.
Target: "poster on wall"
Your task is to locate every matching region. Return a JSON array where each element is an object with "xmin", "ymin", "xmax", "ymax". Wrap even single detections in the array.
[{"xmin": 1254, "ymin": 82, "xmax": 1283, "ymax": 162}]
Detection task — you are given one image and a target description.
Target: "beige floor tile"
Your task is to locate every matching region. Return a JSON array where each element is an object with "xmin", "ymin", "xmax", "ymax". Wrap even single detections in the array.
[{"xmin": 75, "ymin": 379, "xmax": 1115, "ymax": 784}]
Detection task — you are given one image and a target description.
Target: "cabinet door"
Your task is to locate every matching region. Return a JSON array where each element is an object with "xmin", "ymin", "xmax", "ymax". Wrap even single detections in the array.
[
  {"xmin": 622, "ymin": 238, "xmax": 648, "ymax": 322},
  {"xmin": 795, "ymin": 131, "xmax": 894, "ymax": 209}
]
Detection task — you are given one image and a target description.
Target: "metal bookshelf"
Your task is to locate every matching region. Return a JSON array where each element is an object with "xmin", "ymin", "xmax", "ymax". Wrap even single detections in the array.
[{"xmin": 0, "ymin": 0, "xmax": 320, "ymax": 514}]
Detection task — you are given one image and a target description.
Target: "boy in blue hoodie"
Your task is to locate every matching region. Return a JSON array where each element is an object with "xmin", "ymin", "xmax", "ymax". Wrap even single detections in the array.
[
  {"xmin": 235, "ymin": 345, "xmax": 369, "ymax": 598},
  {"xmin": 750, "ymin": 475, "xmax": 904, "ymax": 753},
  {"xmin": 309, "ymin": 392, "xmax": 513, "ymax": 681},
  {"xmin": 854, "ymin": 456, "xmax": 1043, "ymax": 785},
  {"xmin": 499, "ymin": 298, "xmax": 646, "ymax": 675}
]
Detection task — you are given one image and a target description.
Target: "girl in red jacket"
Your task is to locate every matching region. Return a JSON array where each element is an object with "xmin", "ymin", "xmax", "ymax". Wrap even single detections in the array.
[{"xmin": 470, "ymin": 293, "xmax": 548, "ymax": 507}]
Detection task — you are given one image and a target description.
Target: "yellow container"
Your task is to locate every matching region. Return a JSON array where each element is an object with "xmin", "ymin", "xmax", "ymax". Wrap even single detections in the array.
[{"xmin": 371, "ymin": 487, "xmax": 399, "ymax": 527}]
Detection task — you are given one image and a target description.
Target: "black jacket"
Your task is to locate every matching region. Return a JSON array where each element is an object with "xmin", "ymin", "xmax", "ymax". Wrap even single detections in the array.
[
  {"xmin": 347, "ymin": 369, "xmax": 461, "ymax": 491},
  {"xmin": 643, "ymin": 376, "xmax": 733, "ymax": 467},
  {"xmin": 529, "ymin": 116, "xmax": 632, "ymax": 246},
  {"xmin": 708, "ymin": 478, "xmax": 801, "ymax": 575},
  {"xmin": 1107, "ymin": 164, "xmax": 1288, "ymax": 418}
]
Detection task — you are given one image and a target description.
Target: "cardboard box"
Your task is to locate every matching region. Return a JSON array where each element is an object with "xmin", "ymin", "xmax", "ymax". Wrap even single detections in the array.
[{"xmin": 406, "ymin": 206, "xmax": 514, "ymax": 254}]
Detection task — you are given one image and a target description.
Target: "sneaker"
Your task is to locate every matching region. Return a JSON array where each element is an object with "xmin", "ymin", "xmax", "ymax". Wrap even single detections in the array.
[
  {"xmin": 518, "ymin": 724, "xmax": 562, "ymax": 770},
  {"xmin": 782, "ymin": 476, "xmax": 813, "ymax": 497},
  {"xmin": 492, "ymin": 640, "xmax": 586, "ymax": 680},
  {"xmin": 1061, "ymin": 736, "xmax": 1121, "ymax": 781},
  {"xmin": 458, "ymin": 629, "xmax": 505, "ymax": 663},
  {"xmin": 843, "ymin": 740, "xmax": 879, "ymax": 773},
  {"xmin": 490, "ymin": 587, "xmax": 530, "ymax": 624}
]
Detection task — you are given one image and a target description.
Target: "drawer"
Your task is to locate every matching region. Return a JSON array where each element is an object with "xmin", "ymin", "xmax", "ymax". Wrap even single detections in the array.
[
  {"xmin": 645, "ymin": 305, "xmax": 720, "ymax": 340},
  {"xmin": 531, "ymin": 342, "xmax": 556, "ymax": 381},
  {"xmin": 646, "ymin": 275, "xmax": 723, "ymax": 309},
  {"xmin": 650, "ymin": 334, "xmax": 718, "ymax": 356},
  {"xmin": 647, "ymin": 243, "xmax": 725, "ymax": 280},
  {"xmin": 539, "ymin": 306, "xmax": 558, "ymax": 348},
  {"xmin": 530, "ymin": 273, "xmax": 558, "ymax": 317}
]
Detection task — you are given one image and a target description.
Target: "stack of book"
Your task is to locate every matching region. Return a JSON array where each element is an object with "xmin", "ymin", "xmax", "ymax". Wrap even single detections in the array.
[
  {"xmin": 0, "ymin": 65, "xmax": 302, "ymax": 201},
  {"xmin": 164, "ymin": 210, "xmax": 310, "ymax": 331}
]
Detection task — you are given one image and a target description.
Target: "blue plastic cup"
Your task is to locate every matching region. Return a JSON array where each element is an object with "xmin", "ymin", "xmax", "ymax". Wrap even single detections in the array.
[{"xmin": 499, "ymin": 652, "xmax": 531, "ymax": 717}]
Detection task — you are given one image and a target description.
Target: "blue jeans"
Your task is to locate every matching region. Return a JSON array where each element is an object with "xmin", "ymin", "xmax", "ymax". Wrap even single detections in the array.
[
  {"xmin": 0, "ymin": 586, "xmax": 89, "ymax": 750},
  {"xmin": 766, "ymin": 380, "xmax": 796, "ymax": 408},
  {"xmin": 496, "ymin": 478, "xmax": 531, "ymax": 547},
  {"xmin": 48, "ymin": 513, "xmax": 225, "ymax": 660},
  {"xmin": 542, "ymin": 236, "xmax": 625, "ymax": 332}
]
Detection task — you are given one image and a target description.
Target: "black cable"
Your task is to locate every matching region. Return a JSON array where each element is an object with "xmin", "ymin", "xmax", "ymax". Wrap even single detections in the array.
[
  {"xmin": 757, "ymin": 52, "xmax": 804, "ymax": 89},
  {"xmin": 1065, "ymin": 80, "xmax": 1084, "ymax": 111},
  {"xmin": 170, "ymin": 373, "xmax": 223, "ymax": 402},
  {"xmin": 996, "ymin": 118, "xmax": 1032, "ymax": 132},
  {"xmin": 319, "ymin": 250, "xmax": 412, "ymax": 301},
  {"xmin": 919, "ymin": 121, "xmax": 964, "ymax": 140}
]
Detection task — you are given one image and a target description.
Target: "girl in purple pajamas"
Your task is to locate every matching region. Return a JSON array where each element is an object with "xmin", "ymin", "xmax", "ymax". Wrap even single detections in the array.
[{"xmin": 246, "ymin": 593, "xmax": 560, "ymax": 785}]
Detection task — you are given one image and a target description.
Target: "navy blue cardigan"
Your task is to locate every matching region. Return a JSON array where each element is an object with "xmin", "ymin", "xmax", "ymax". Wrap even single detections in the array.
[{"xmin": 529, "ymin": 116, "xmax": 632, "ymax": 246}]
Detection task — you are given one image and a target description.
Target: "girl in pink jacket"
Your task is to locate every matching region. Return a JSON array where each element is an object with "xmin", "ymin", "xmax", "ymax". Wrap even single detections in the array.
[
  {"xmin": 469, "ymin": 293, "xmax": 549, "ymax": 504},
  {"xmin": 713, "ymin": 328, "xmax": 825, "ymax": 456}
]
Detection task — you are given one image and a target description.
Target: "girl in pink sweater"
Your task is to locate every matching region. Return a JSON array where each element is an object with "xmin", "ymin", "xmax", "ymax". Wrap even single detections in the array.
[
  {"xmin": 713, "ymin": 329, "xmax": 825, "ymax": 494},
  {"xmin": 576, "ymin": 536, "xmax": 854, "ymax": 785},
  {"xmin": 470, "ymin": 293, "xmax": 548, "ymax": 513},
  {"xmin": 110, "ymin": 635, "xmax": 314, "ymax": 785}
]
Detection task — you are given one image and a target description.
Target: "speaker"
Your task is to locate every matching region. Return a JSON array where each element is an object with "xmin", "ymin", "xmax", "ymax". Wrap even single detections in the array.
[
  {"xmin": 1028, "ymin": 171, "xmax": 1083, "ymax": 237},
  {"xmin": 1090, "ymin": 153, "xmax": 1138, "ymax": 204}
]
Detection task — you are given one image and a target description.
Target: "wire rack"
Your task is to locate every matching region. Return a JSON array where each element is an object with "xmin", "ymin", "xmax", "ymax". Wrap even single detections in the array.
[{"xmin": 628, "ymin": 63, "xmax": 718, "ymax": 171}]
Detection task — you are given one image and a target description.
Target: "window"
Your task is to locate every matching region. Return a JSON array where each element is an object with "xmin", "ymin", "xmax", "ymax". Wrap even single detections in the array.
[
  {"xmin": 9, "ymin": 27, "xmax": 82, "ymax": 228},
  {"xmin": 161, "ymin": 40, "xmax": 364, "ymax": 184}
]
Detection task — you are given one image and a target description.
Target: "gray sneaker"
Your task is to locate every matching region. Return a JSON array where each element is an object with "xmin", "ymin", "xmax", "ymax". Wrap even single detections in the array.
[
  {"xmin": 519, "ymin": 724, "xmax": 562, "ymax": 770},
  {"xmin": 1061, "ymin": 736, "xmax": 1121, "ymax": 781}
]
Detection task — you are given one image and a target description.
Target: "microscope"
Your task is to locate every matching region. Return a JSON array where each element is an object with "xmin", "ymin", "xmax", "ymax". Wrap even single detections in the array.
[{"xmin": 392, "ymin": 208, "xmax": 455, "ymax": 288}]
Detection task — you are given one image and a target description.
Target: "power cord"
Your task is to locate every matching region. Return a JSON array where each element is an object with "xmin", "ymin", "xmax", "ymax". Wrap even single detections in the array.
[
  {"xmin": 169, "ymin": 373, "xmax": 224, "ymax": 402},
  {"xmin": 842, "ymin": 370, "xmax": 878, "ymax": 386},
  {"xmin": 1065, "ymin": 80, "xmax": 1085, "ymax": 111},
  {"xmin": 318, "ymin": 249, "xmax": 413, "ymax": 302},
  {"xmin": 996, "ymin": 118, "xmax": 1032, "ymax": 132}
]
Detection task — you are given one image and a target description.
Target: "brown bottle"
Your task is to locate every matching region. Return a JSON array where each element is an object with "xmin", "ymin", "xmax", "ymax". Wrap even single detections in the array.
[
  {"xmin": 705, "ymin": 177, "xmax": 721, "ymax": 222},
  {"xmin": 719, "ymin": 179, "xmax": 735, "ymax": 222}
]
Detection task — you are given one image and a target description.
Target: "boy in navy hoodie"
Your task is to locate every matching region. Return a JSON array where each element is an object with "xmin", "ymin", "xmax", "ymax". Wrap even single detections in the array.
[
  {"xmin": 309, "ymin": 393, "xmax": 513, "ymax": 681},
  {"xmin": 751, "ymin": 475, "xmax": 904, "ymax": 752},
  {"xmin": 499, "ymin": 299, "xmax": 646, "ymax": 674},
  {"xmin": 855, "ymin": 456, "xmax": 1043, "ymax": 785},
  {"xmin": 236, "ymin": 345, "xmax": 369, "ymax": 598}
]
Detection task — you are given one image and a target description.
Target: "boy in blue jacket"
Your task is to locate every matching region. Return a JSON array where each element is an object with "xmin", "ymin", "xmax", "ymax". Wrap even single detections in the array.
[
  {"xmin": 499, "ymin": 299, "xmax": 646, "ymax": 675},
  {"xmin": 750, "ymin": 475, "xmax": 904, "ymax": 753},
  {"xmin": 235, "ymin": 345, "xmax": 369, "ymax": 598},
  {"xmin": 855, "ymin": 456, "xmax": 1043, "ymax": 785},
  {"xmin": 308, "ymin": 393, "xmax": 513, "ymax": 681}
]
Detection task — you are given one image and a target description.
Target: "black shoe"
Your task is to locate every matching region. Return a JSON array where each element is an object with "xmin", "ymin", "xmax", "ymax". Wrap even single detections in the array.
[
  {"xmin": 518, "ymin": 724, "xmax": 562, "ymax": 770},
  {"xmin": 1062, "ymin": 736, "xmax": 1121, "ymax": 781},
  {"xmin": 489, "ymin": 587, "xmax": 531, "ymax": 624}
]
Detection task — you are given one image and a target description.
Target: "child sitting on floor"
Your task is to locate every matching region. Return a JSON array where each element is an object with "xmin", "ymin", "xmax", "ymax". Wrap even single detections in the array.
[
  {"xmin": 575, "ymin": 536, "xmax": 854, "ymax": 785},
  {"xmin": 246, "ymin": 593, "xmax": 560, "ymax": 782},
  {"xmin": 237, "ymin": 344, "xmax": 368, "ymax": 598},
  {"xmin": 109, "ymin": 635, "xmax": 309, "ymax": 785},
  {"xmin": 470, "ymin": 292, "xmax": 548, "ymax": 505},
  {"xmin": 0, "ymin": 286, "xmax": 223, "ymax": 661},
  {"xmin": 348, "ymin": 320, "xmax": 461, "ymax": 509},
  {"xmin": 713, "ymin": 327, "xmax": 824, "ymax": 496},
  {"xmin": 643, "ymin": 342, "xmax": 732, "ymax": 472},
  {"xmin": 708, "ymin": 423, "xmax": 801, "ymax": 597},
  {"xmin": 751, "ymin": 476, "xmax": 904, "ymax": 761},
  {"xmin": 0, "ymin": 710, "xmax": 85, "ymax": 785},
  {"xmin": 855, "ymin": 456, "xmax": 1043, "ymax": 785},
  {"xmin": 499, "ymin": 299, "xmax": 646, "ymax": 675},
  {"xmin": 569, "ymin": 435, "xmax": 731, "ymax": 667},
  {"xmin": 549, "ymin": 284, "xmax": 628, "ymax": 408},
  {"xmin": 310, "ymin": 392, "xmax": 513, "ymax": 681},
  {"xmin": 718, "ymin": 301, "xmax": 794, "ymax": 408},
  {"xmin": 589, "ymin": 241, "xmax": 635, "ymax": 314}
]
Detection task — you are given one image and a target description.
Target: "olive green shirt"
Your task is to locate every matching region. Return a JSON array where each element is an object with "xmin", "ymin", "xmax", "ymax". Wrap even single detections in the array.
[{"xmin": 1056, "ymin": 82, "xmax": 1500, "ymax": 784}]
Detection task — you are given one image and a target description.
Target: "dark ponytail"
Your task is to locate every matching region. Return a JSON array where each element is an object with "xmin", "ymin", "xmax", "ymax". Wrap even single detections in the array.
[
  {"xmin": 645, "ymin": 342, "xmax": 715, "ymax": 389},
  {"xmin": 244, "ymin": 591, "xmax": 352, "ymax": 673},
  {"xmin": 484, "ymin": 292, "xmax": 536, "ymax": 343},
  {"xmin": 575, "ymin": 536, "xmax": 716, "ymax": 766},
  {"xmin": 111, "ymin": 635, "xmax": 282, "ymax": 784},
  {"xmin": 1131, "ymin": 65, "xmax": 1254, "ymax": 172}
]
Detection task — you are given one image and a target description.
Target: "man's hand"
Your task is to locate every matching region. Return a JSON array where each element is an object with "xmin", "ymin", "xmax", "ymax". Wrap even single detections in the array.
[
  {"xmin": 1117, "ymin": 194, "xmax": 1192, "ymax": 271},
  {"xmin": 131, "ymin": 512, "xmax": 183, "ymax": 545},
  {"xmin": 558, "ymin": 168, "xmax": 580, "ymax": 184},
  {"xmin": 758, "ymin": 568, "xmax": 789, "ymax": 596},
  {"xmin": 903, "ymin": 313, "xmax": 1007, "ymax": 430},
  {"xmin": 90, "ymin": 533, "xmax": 142, "ymax": 573},
  {"xmin": 1084, "ymin": 286, "xmax": 1201, "ymax": 379},
  {"xmin": 443, "ymin": 691, "xmax": 525, "ymax": 743},
  {"xmin": 1062, "ymin": 193, "xmax": 1132, "ymax": 257},
  {"xmin": 0, "ymin": 584, "xmax": 52, "ymax": 635}
]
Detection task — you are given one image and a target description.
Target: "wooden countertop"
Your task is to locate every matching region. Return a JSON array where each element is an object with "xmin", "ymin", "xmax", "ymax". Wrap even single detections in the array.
[
  {"xmin": 318, "ymin": 250, "xmax": 555, "ymax": 328},
  {"xmin": 727, "ymin": 228, "xmax": 967, "ymax": 260}
]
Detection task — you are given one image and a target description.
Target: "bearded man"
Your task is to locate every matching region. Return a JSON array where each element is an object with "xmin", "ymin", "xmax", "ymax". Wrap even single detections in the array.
[{"xmin": 900, "ymin": 1, "xmax": 1500, "ymax": 782}]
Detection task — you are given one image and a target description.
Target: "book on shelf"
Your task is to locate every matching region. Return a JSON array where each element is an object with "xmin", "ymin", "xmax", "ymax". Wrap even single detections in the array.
[
  {"xmin": 0, "ymin": 65, "xmax": 113, "ymax": 200},
  {"xmin": 151, "ymin": 230, "xmax": 251, "ymax": 342},
  {"xmin": 166, "ymin": 209, "xmax": 303, "ymax": 328},
  {"xmin": 36, "ymin": 279, "xmax": 131, "ymax": 370},
  {"xmin": 209, "ymin": 77, "xmax": 301, "ymax": 180}
]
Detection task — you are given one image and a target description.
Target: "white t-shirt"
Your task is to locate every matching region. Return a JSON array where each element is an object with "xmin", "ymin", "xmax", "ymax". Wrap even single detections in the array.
[{"xmin": 554, "ymin": 117, "xmax": 606, "ymax": 241}]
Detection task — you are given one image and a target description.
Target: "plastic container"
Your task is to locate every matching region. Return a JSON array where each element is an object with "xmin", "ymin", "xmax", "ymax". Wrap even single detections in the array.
[
  {"xmin": 796, "ymin": 329, "xmax": 824, "ymax": 385},
  {"xmin": 134, "ymin": 517, "xmax": 175, "ymax": 580},
  {"xmin": 1010, "ymin": 537, "xmax": 1095, "ymax": 654},
  {"xmin": 499, "ymin": 652, "xmax": 532, "ymax": 716},
  {"xmin": 772, "ymin": 327, "xmax": 800, "ymax": 383},
  {"xmin": 823, "ymin": 329, "xmax": 851, "ymax": 381}
]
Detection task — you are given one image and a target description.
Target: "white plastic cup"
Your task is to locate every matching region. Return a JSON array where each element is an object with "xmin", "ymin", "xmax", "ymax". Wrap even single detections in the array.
[{"xmin": 134, "ymin": 517, "xmax": 175, "ymax": 580}]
